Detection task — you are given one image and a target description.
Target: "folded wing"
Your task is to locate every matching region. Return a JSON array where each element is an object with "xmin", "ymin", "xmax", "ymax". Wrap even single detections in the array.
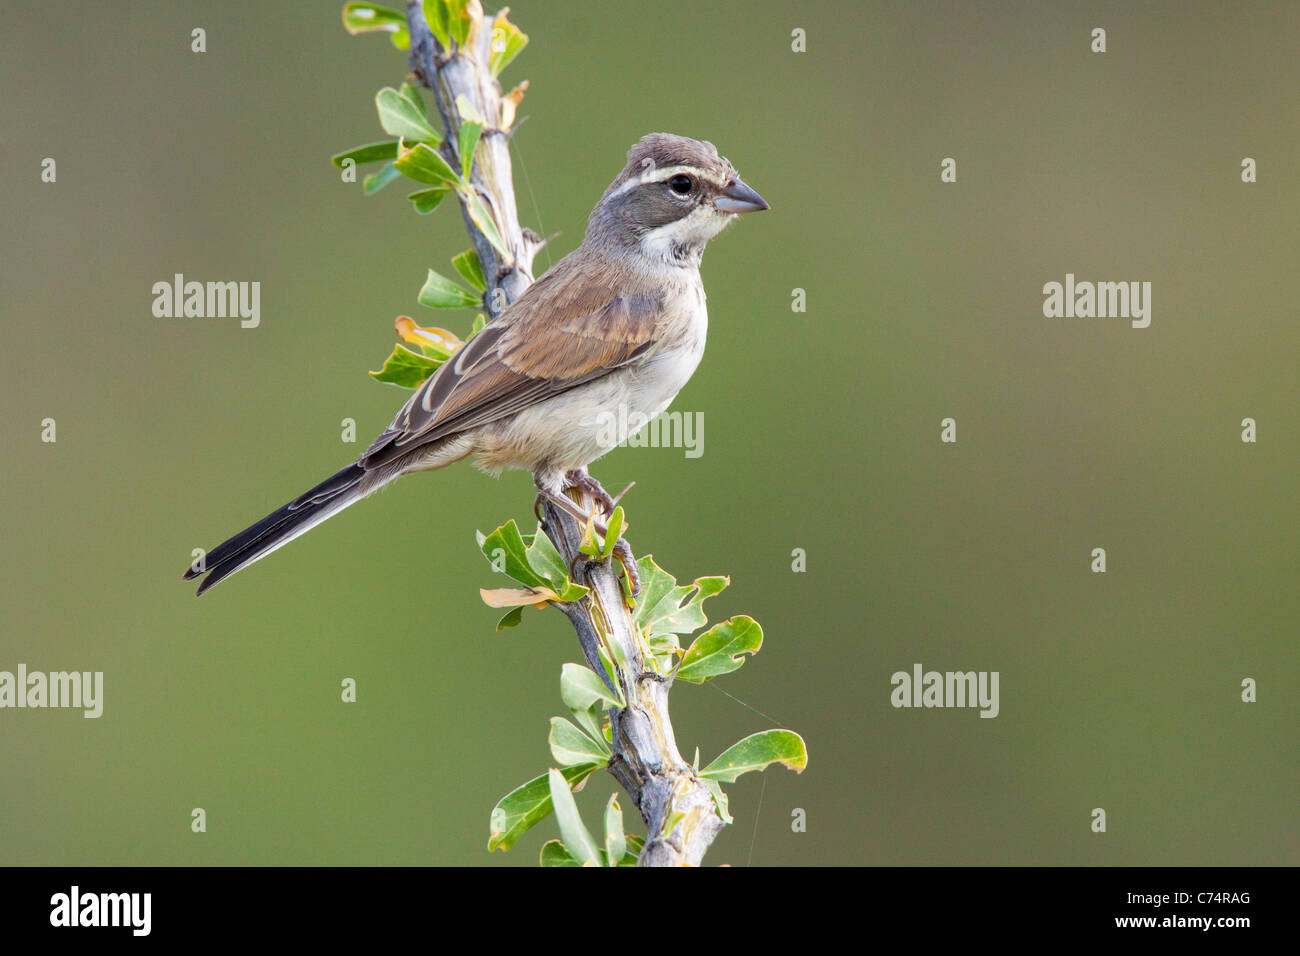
[{"xmin": 363, "ymin": 261, "xmax": 664, "ymax": 470}]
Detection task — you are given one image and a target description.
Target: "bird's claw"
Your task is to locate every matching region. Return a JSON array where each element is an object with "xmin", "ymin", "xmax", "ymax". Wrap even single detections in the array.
[
  {"xmin": 564, "ymin": 469, "xmax": 616, "ymax": 517},
  {"xmin": 539, "ymin": 473, "xmax": 640, "ymax": 602},
  {"xmin": 567, "ymin": 537, "xmax": 640, "ymax": 600},
  {"xmin": 611, "ymin": 536, "xmax": 641, "ymax": 599}
]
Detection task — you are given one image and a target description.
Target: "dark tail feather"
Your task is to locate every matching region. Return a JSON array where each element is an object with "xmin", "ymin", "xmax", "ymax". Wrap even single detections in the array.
[{"xmin": 185, "ymin": 463, "xmax": 367, "ymax": 596}]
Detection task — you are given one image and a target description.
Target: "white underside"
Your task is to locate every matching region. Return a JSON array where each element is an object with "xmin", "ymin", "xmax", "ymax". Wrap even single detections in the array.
[{"xmin": 468, "ymin": 285, "xmax": 708, "ymax": 488}]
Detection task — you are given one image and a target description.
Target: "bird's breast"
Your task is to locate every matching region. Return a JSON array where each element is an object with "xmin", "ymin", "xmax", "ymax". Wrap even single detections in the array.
[
  {"xmin": 469, "ymin": 281, "xmax": 708, "ymax": 476},
  {"xmin": 633, "ymin": 283, "xmax": 708, "ymax": 416}
]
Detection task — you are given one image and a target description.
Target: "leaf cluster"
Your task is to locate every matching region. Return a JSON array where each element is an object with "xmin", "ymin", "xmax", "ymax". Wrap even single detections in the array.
[{"xmin": 478, "ymin": 523, "xmax": 808, "ymax": 863}]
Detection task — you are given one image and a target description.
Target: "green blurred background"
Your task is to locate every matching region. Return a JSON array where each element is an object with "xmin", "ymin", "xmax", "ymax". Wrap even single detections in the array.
[{"xmin": 2, "ymin": 0, "xmax": 1296, "ymax": 866}]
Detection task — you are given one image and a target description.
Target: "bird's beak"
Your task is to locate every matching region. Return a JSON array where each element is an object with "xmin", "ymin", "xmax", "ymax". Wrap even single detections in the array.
[{"xmin": 715, "ymin": 177, "xmax": 770, "ymax": 213}]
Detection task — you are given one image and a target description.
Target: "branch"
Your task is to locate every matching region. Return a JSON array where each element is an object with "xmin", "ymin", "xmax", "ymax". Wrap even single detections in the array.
[
  {"xmin": 404, "ymin": 0, "xmax": 725, "ymax": 866},
  {"xmin": 540, "ymin": 497, "xmax": 725, "ymax": 867},
  {"xmin": 406, "ymin": 0, "xmax": 540, "ymax": 315}
]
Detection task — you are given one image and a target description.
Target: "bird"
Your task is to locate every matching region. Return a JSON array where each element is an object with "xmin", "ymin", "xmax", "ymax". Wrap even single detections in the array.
[{"xmin": 184, "ymin": 133, "xmax": 768, "ymax": 596}]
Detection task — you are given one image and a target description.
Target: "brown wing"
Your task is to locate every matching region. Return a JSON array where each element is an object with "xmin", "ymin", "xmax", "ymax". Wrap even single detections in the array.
[{"xmin": 363, "ymin": 259, "xmax": 664, "ymax": 469}]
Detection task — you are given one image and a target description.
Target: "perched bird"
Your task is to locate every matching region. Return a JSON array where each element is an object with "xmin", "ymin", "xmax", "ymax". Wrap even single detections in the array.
[{"xmin": 184, "ymin": 133, "xmax": 768, "ymax": 596}]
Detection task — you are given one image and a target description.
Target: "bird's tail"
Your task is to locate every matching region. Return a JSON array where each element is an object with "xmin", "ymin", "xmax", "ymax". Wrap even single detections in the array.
[{"xmin": 183, "ymin": 462, "xmax": 369, "ymax": 596}]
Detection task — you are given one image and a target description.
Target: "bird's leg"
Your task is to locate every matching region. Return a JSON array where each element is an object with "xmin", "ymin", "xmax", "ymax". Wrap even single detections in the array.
[
  {"xmin": 567, "ymin": 551, "xmax": 598, "ymax": 589},
  {"xmin": 535, "ymin": 490, "xmax": 601, "ymax": 590},
  {"xmin": 540, "ymin": 499, "xmax": 641, "ymax": 599},
  {"xmin": 564, "ymin": 527, "xmax": 641, "ymax": 598},
  {"xmin": 536, "ymin": 488, "xmax": 591, "ymax": 524},
  {"xmin": 609, "ymin": 535, "xmax": 641, "ymax": 599},
  {"xmin": 537, "ymin": 472, "xmax": 641, "ymax": 599},
  {"xmin": 584, "ymin": 513, "xmax": 641, "ymax": 599}
]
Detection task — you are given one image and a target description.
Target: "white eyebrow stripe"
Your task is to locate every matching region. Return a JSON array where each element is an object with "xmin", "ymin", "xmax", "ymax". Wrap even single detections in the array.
[{"xmin": 608, "ymin": 165, "xmax": 730, "ymax": 198}]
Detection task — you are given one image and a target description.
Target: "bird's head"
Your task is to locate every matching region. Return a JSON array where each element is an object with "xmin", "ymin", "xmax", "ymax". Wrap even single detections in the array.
[{"xmin": 586, "ymin": 133, "xmax": 769, "ymax": 266}]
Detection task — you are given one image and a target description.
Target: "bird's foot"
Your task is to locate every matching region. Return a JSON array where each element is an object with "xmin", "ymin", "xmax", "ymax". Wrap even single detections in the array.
[
  {"xmin": 610, "ymin": 535, "xmax": 641, "ymax": 599},
  {"xmin": 549, "ymin": 505, "xmax": 640, "ymax": 600},
  {"xmin": 587, "ymin": 511, "xmax": 641, "ymax": 599},
  {"xmin": 566, "ymin": 535, "xmax": 641, "ymax": 599},
  {"xmin": 537, "ymin": 480, "xmax": 641, "ymax": 600},
  {"xmin": 563, "ymin": 469, "xmax": 616, "ymax": 517}
]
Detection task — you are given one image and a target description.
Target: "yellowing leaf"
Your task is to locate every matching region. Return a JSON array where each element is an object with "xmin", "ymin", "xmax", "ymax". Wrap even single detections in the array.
[
  {"xmin": 700, "ymin": 730, "xmax": 809, "ymax": 783},
  {"xmin": 500, "ymin": 81, "xmax": 528, "ymax": 130},
  {"xmin": 395, "ymin": 316, "xmax": 464, "ymax": 356},
  {"xmin": 479, "ymin": 586, "xmax": 558, "ymax": 609},
  {"xmin": 341, "ymin": 2, "xmax": 410, "ymax": 49},
  {"xmin": 488, "ymin": 14, "xmax": 528, "ymax": 77}
]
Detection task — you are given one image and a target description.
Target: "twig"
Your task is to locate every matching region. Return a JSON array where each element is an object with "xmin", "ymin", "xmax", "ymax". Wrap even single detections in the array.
[{"xmin": 404, "ymin": 0, "xmax": 724, "ymax": 866}]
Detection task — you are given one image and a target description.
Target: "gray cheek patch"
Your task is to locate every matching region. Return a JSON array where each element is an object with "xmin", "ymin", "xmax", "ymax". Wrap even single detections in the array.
[{"xmin": 612, "ymin": 183, "xmax": 697, "ymax": 232}]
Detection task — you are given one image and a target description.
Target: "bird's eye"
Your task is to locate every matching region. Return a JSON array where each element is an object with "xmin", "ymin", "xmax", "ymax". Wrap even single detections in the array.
[{"xmin": 668, "ymin": 174, "xmax": 693, "ymax": 195}]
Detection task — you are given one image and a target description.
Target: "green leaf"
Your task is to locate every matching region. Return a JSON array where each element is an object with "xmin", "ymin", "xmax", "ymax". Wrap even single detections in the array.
[
  {"xmin": 476, "ymin": 521, "xmax": 589, "ymax": 603},
  {"xmin": 495, "ymin": 606, "xmax": 524, "ymax": 631},
  {"xmin": 632, "ymin": 556, "xmax": 730, "ymax": 642},
  {"xmin": 702, "ymin": 778, "xmax": 733, "ymax": 824},
  {"xmin": 488, "ymin": 14, "xmax": 528, "ymax": 77},
  {"xmin": 578, "ymin": 513, "xmax": 602, "ymax": 559},
  {"xmin": 471, "ymin": 313, "xmax": 487, "ymax": 334},
  {"xmin": 426, "ymin": 0, "xmax": 449, "ymax": 45},
  {"xmin": 464, "ymin": 192, "xmax": 512, "ymax": 262},
  {"xmin": 331, "ymin": 140, "xmax": 400, "ymax": 168},
  {"xmin": 662, "ymin": 806, "xmax": 688, "ymax": 840},
  {"xmin": 604, "ymin": 795, "xmax": 626, "ymax": 866},
  {"xmin": 458, "ymin": 120, "xmax": 483, "ymax": 179},
  {"xmin": 375, "ymin": 87, "xmax": 439, "ymax": 143},
  {"xmin": 620, "ymin": 834, "xmax": 645, "ymax": 865},
  {"xmin": 341, "ymin": 2, "xmax": 410, "ymax": 49},
  {"xmin": 454, "ymin": 93, "xmax": 486, "ymax": 126},
  {"xmin": 418, "ymin": 268, "xmax": 481, "ymax": 308},
  {"xmin": 406, "ymin": 186, "xmax": 451, "ymax": 215},
  {"xmin": 477, "ymin": 521, "xmax": 544, "ymax": 589},
  {"xmin": 548, "ymin": 717, "xmax": 609, "ymax": 767},
  {"xmin": 398, "ymin": 81, "xmax": 424, "ymax": 113},
  {"xmin": 362, "ymin": 162, "xmax": 401, "ymax": 195},
  {"xmin": 600, "ymin": 506, "xmax": 624, "ymax": 560},
  {"xmin": 676, "ymin": 615, "xmax": 764, "ymax": 684},
  {"xmin": 394, "ymin": 142, "xmax": 460, "ymax": 185},
  {"xmin": 597, "ymin": 642, "xmax": 621, "ymax": 696},
  {"xmin": 559, "ymin": 662, "xmax": 622, "ymax": 714},
  {"xmin": 560, "ymin": 664, "xmax": 611, "ymax": 742},
  {"xmin": 451, "ymin": 248, "xmax": 487, "ymax": 292},
  {"xmin": 568, "ymin": 699, "xmax": 602, "ymax": 745},
  {"xmin": 539, "ymin": 839, "xmax": 579, "ymax": 867},
  {"xmin": 548, "ymin": 769, "xmax": 601, "ymax": 866},
  {"xmin": 525, "ymin": 529, "xmax": 589, "ymax": 602},
  {"xmin": 445, "ymin": 0, "xmax": 472, "ymax": 46},
  {"xmin": 699, "ymin": 730, "xmax": 809, "ymax": 783},
  {"xmin": 487, "ymin": 763, "xmax": 600, "ymax": 853},
  {"xmin": 368, "ymin": 343, "xmax": 442, "ymax": 388},
  {"xmin": 647, "ymin": 632, "xmax": 683, "ymax": 671}
]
